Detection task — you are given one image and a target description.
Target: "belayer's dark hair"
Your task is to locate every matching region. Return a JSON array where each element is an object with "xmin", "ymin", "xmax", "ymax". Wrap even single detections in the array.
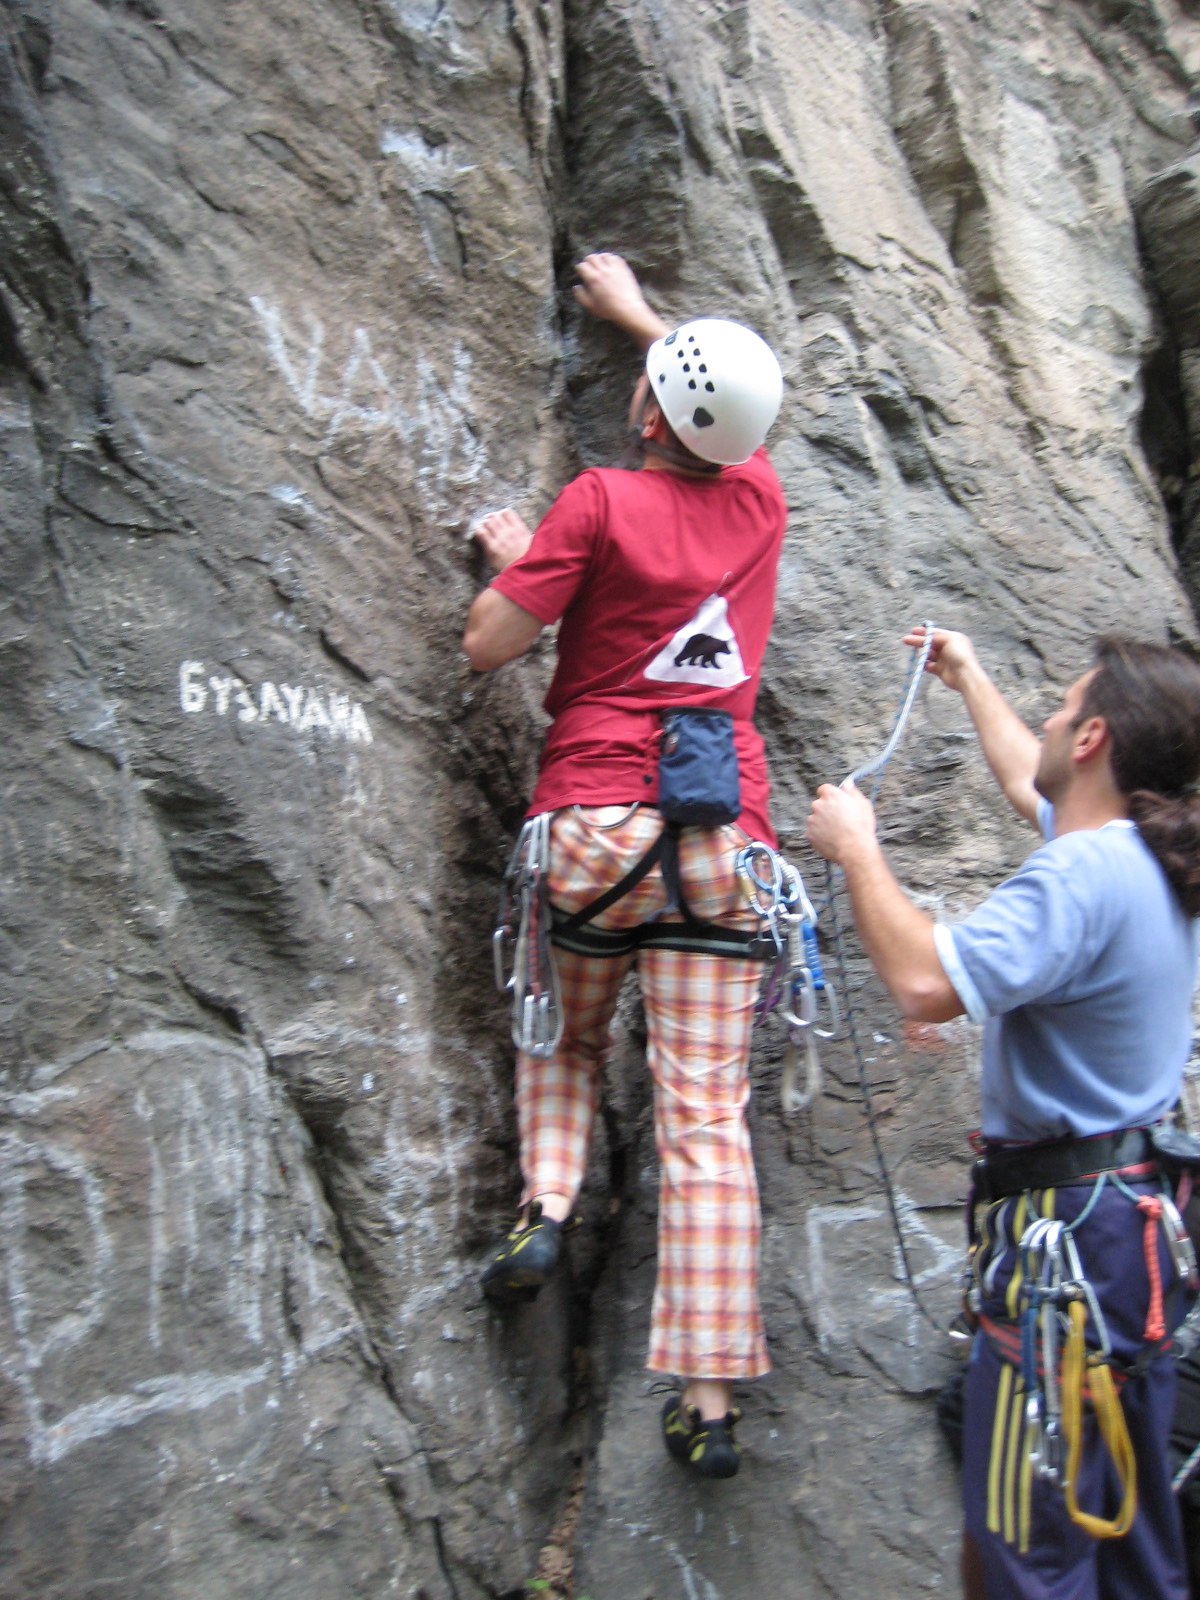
[{"xmin": 1076, "ymin": 635, "xmax": 1200, "ymax": 914}]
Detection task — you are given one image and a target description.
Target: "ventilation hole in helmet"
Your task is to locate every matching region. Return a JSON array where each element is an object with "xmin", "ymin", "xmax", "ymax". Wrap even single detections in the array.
[
  {"xmin": 705, "ymin": 381, "xmax": 715, "ymax": 392},
  {"xmin": 698, "ymin": 364, "xmax": 707, "ymax": 373},
  {"xmin": 658, "ymin": 373, "xmax": 666, "ymax": 384},
  {"xmin": 682, "ymin": 363, "xmax": 691, "ymax": 372},
  {"xmin": 687, "ymin": 379, "xmax": 697, "ymax": 390},
  {"xmin": 692, "ymin": 406, "xmax": 715, "ymax": 428},
  {"xmin": 665, "ymin": 332, "xmax": 677, "ymax": 346}
]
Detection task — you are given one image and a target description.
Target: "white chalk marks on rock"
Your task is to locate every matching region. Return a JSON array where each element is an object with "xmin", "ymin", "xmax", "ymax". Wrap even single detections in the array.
[
  {"xmin": 0, "ymin": 1035, "xmax": 358, "ymax": 1467},
  {"xmin": 179, "ymin": 661, "xmax": 373, "ymax": 745},
  {"xmin": 804, "ymin": 1194, "xmax": 960, "ymax": 1353},
  {"xmin": 248, "ymin": 295, "xmax": 485, "ymax": 520}
]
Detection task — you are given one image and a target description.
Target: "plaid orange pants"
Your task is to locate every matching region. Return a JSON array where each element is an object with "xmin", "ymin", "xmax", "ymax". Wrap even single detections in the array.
[{"xmin": 515, "ymin": 804, "xmax": 769, "ymax": 1380}]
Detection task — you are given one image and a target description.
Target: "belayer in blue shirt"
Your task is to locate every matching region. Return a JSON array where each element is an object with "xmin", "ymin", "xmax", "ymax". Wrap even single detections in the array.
[{"xmin": 806, "ymin": 625, "xmax": 1200, "ymax": 1600}]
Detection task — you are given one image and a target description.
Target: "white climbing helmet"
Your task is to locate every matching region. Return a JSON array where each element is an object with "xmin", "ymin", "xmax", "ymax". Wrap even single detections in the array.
[{"xmin": 645, "ymin": 317, "xmax": 783, "ymax": 465}]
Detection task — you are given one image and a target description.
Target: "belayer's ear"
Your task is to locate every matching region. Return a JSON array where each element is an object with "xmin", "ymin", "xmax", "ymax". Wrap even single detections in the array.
[{"xmin": 1072, "ymin": 715, "xmax": 1109, "ymax": 764}]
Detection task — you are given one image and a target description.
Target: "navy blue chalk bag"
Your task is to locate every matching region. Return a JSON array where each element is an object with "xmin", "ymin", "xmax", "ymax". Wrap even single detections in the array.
[{"xmin": 657, "ymin": 709, "xmax": 741, "ymax": 827}]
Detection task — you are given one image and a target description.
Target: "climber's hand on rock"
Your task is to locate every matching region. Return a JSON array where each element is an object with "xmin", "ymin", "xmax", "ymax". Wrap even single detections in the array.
[
  {"xmin": 574, "ymin": 253, "xmax": 669, "ymax": 349},
  {"xmin": 471, "ymin": 508, "xmax": 533, "ymax": 574}
]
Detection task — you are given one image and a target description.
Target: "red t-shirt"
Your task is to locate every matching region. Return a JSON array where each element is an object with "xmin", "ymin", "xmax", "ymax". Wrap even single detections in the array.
[{"xmin": 491, "ymin": 450, "xmax": 786, "ymax": 843}]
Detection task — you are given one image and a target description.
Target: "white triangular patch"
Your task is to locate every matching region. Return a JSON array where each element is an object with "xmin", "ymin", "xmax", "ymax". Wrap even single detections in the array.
[{"xmin": 643, "ymin": 593, "xmax": 748, "ymax": 687}]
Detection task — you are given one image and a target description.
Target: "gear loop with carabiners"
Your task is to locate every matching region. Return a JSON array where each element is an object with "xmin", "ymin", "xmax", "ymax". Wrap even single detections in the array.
[
  {"xmin": 734, "ymin": 841, "xmax": 839, "ymax": 1117},
  {"xmin": 493, "ymin": 813, "xmax": 564, "ymax": 1058}
]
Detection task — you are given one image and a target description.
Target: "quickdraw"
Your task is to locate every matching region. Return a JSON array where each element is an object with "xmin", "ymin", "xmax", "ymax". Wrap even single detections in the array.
[
  {"xmin": 735, "ymin": 841, "xmax": 840, "ymax": 1117},
  {"xmin": 1018, "ymin": 1219, "xmax": 1070, "ymax": 1487},
  {"xmin": 983, "ymin": 1172, "xmax": 1200, "ymax": 1534},
  {"xmin": 1010, "ymin": 1201, "xmax": 1138, "ymax": 1536},
  {"xmin": 493, "ymin": 814, "xmax": 563, "ymax": 1059}
]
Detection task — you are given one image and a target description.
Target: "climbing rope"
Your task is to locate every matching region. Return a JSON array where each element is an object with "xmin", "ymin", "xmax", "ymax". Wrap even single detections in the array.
[
  {"xmin": 1176, "ymin": 1433, "xmax": 1200, "ymax": 1495},
  {"xmin": 846, "ymin": 623, "xmax": 937, "ymax": 792},
  {"xmin": 822, "ymin": 621, "xmax": 944, "ymax": 1332},
  {"xmin": 823, "ymin": 853, "xmax": 944, "ymax": 1333}
]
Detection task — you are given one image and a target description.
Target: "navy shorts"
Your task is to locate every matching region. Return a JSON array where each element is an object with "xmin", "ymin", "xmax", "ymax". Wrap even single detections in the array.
[{"xmin": 961, "ymin": 1179, "xmax": 1192, "ymax": 1600}]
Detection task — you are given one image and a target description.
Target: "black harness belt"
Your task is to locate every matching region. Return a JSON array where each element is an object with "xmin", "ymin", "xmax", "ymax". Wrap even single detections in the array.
[
  {"xmin": 972, "ymin": 1127, "xmax": 1157, "ymax": 1203},
  {"xmin": 550, "ymin": 827, "xmax": 764, "ymax": 962}
]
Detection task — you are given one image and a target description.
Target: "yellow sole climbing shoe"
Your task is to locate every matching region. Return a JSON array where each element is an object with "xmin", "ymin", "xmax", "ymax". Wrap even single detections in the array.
[
  {"xmin": 661, "ymin": 1396, "xmax": 741, "ymax": 1480},
  {"xmin": 480, "ymin": 1201, "xmax": 563, "ymax": 1304}
]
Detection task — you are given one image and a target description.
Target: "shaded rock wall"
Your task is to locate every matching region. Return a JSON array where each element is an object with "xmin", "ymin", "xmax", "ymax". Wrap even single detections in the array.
[
  {"xmin": 1, "ymin": 2, "xmax": 1198, "ymax": 1597},
  {"xmin": 1139, "ymin": 122, "xmax": 1200, "ymax": 594}
]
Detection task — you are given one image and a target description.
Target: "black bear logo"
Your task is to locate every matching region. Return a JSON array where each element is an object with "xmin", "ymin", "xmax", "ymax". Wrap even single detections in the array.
[{"xmin": 674, "ymin": 632, "xmax": 732, "ymax": 669}]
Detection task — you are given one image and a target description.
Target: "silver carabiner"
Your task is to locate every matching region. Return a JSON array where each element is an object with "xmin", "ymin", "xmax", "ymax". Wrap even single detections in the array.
[
  {"xmin": 781, "ymin": 1023, "xmax": 822, "ymax": 1118},
  {"xmin": 812, "ymin": 981, "xmax": 841, "ymax": 1041},
  {"xmin": 493, "ymin": 923, "xmax": 515, "ymax": 992},
  {"xmin": 1062, "ymin": 1229, "xmax": 1112, "ymax": 1360},
  {"xmin": 520, "ymin": 992, "xmax": 554, "ymax": 1059},
  {"xmin": 1038, "ymin": 1417, "xmax": 1064, "ymax": 1485},
  {"xmin": 735, "ymin": 842, "xmax": 785, "ymax": 914},
  {"xmin": 1024, "ymin": 1393, "xmax": 1044, "ymax": 1473},
  {"xmin": 781, "ymin": 968, "xmax": 816, "ymax": 1030},
  {"xmin": 1160, "ymin": 1193, "xmax": 1199, "ymax": 1289}
]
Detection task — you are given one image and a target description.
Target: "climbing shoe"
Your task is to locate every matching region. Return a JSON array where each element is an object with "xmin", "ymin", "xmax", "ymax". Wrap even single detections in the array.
[
  {"xmin": 661, "ymin": 1395, "xmax": 741, "ymax": 1480},
  {"xmin": 480, "ymin": 1201, "xmax": 563, "ymax": 1304}
]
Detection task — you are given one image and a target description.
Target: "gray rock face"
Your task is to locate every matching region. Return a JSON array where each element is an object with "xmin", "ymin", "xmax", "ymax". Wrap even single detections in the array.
[
  {"xmin": 1138, "ymin": 135, "xmax": 1200, "ymax": 600},
  {"xmin": 1, "ymin": 2, "xmax": 1198, "ymax": 1596}
]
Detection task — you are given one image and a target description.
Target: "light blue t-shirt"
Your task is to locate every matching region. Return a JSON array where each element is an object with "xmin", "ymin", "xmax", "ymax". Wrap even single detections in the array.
[{"xmin": 934, "ymin": 800, "xmax": 1199, "ymax": 1141}]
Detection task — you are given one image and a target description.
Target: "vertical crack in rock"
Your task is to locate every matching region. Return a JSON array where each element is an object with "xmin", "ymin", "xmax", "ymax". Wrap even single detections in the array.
[
  {"xmin": 1137, "ymin": 298, "xmax": 1189, "ymax": 555},
  {"xmin": 562, "ymin": 0, "xmax": 688, "ymax": 262},
  {"xmin": 738, "ymin": 134, "xmax": 843, "ymax": 311},
  {"xmin": 1136, "ymin": 137, "xmax": 1200, "ymax": 617},
  {"xmin": 260, "ymin": 1030, "xmax": 464, "ymax": 1599},
  {"xmin": 0, "ymin": 16, "xmax": 101, "ymax": 439},
  {"xmin": 507, "ymin": 0, "xmax": 566, "ymax": 204},
  {"xmin": 559, "ymin": 1, "xmax": 700, "ymax": 464},
  {"xmin": 881, "ymin": 9, "xmax": 1003, "ymax": 324}
]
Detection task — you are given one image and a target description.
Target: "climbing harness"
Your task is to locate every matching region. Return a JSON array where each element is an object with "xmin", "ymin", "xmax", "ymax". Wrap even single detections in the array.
[
  {"xmin": 493, "ymin": 814, "xmax": 563, "ymax": 1058},
  {"xmin": 547, "ymin": 817, "xmax": 763, "ymax": 963},
  {"xmin": 735, "ymin": 841, "xmax": 839, "ymax": 1116},
  {"xmin": 970, "ymin": 1164, "xmax": 1200, "ymax": 1534},
  {"xmin": 493, "ymin": 807, "xmax": 766, "ymax": 1060}
]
